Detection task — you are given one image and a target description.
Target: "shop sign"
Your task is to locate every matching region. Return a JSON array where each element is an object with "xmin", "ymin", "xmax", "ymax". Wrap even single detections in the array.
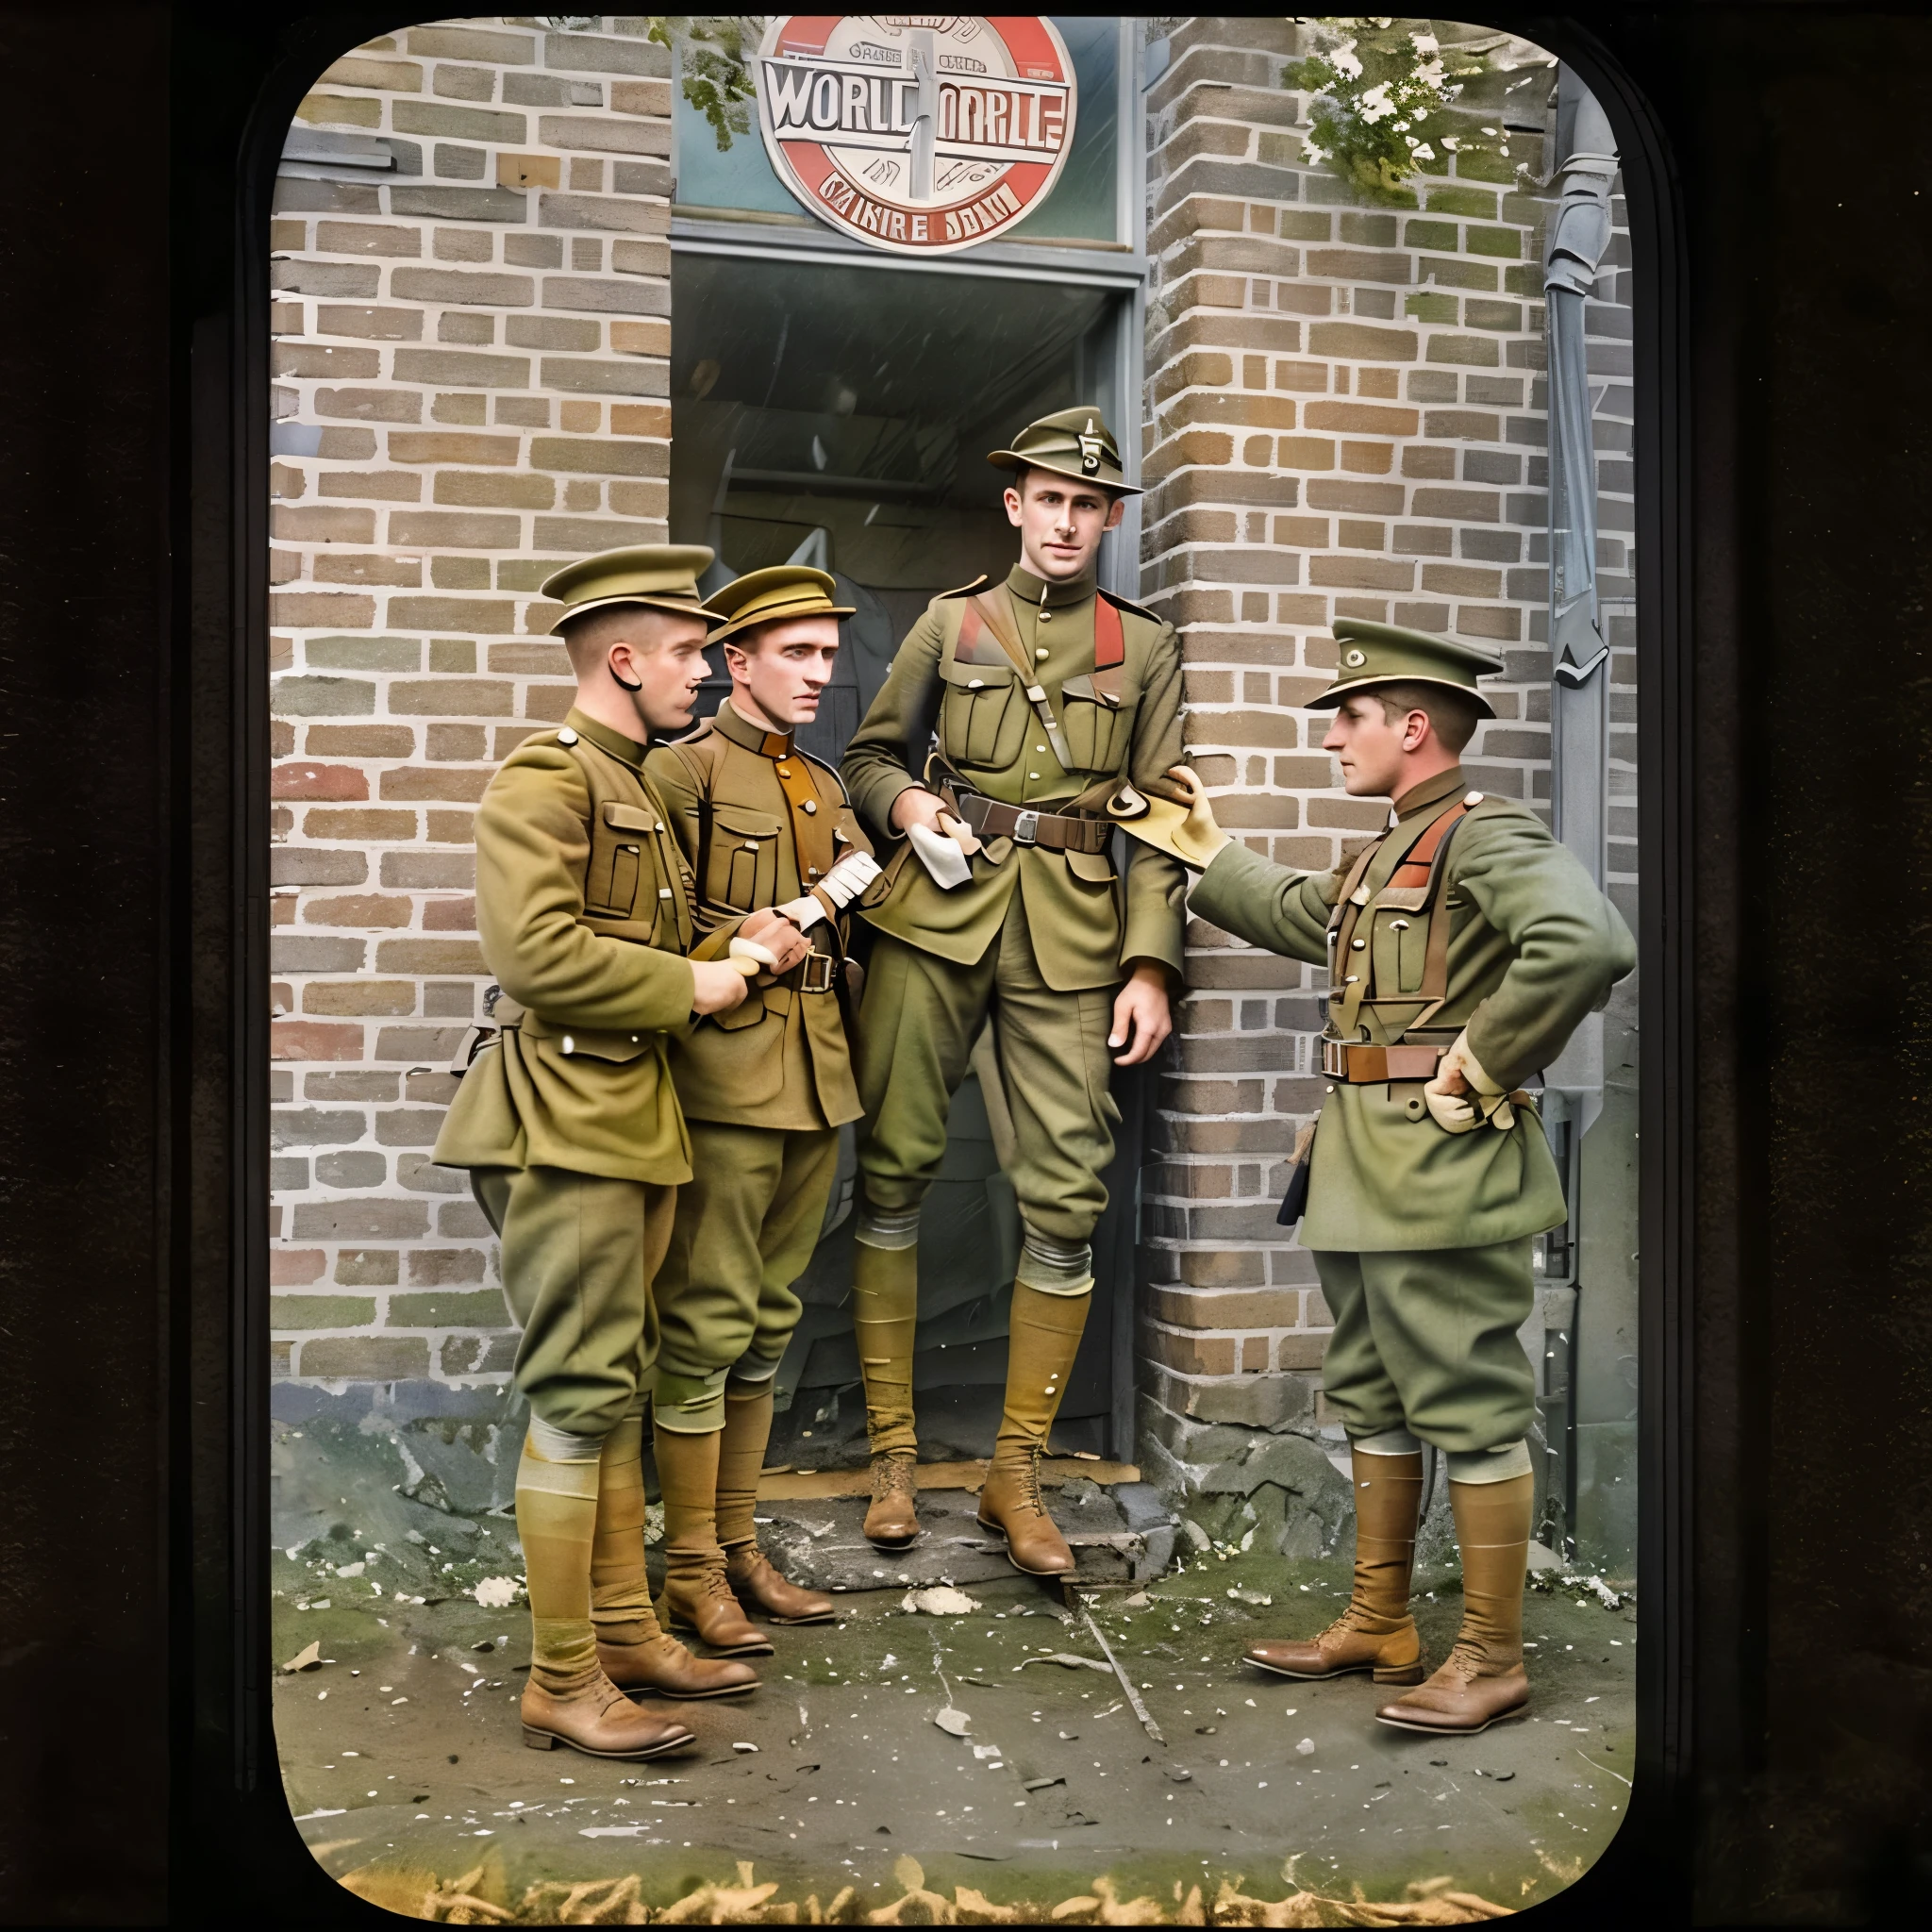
[{"xmin": 756, "ymin": 16, "xmax": 1077, "ymax": 256}]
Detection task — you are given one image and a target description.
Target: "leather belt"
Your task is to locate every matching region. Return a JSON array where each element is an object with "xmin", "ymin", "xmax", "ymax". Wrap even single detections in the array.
[
  {"xmin": 778, "ymin": 951, "xmax": 838, "ymax": 994},
  {"xmin": 1322, "ymin": 1039, "xmax": 1445, "ymax": 1083},
  {"xmin": 954, "ymin": 791, "xmax": 1112, "ymax": 855}
]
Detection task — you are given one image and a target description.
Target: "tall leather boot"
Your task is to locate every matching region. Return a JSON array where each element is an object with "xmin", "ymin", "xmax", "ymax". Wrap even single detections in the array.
[
  {"xmin": 975, "ymin": 1282, "xmax": 1088, "ymax": 1576},
  {"xmin": 653, "ymin": 1421, "xmax": 774, "ymax": 1656},
  {"xmin": 1244, "ymin": 1444, "xmax": 1425, "ymax": 1684},
  {"xmin": 853, "ymin": 1224, "xmax": 921, "ymax": 1549},
  {"xmin": 1377, "ymin": 1470, "xmax": 1534, "ymax": 1734},
  {"xmin": 515, "ymin": 1423, "xmax": 695, "ymax": 1759},
  {"xmin": 590, "ymin": 1416, "xmax": 758, "ymax": 1699},
  {"xmin": 717, "ymin": 1377, "xmax": 835, "ymax": 1624}
]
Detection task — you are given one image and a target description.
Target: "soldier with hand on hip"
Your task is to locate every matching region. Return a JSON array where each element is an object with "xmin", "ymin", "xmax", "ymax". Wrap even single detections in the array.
[
  {"xmin": 1147, "ymin": 621, "xmax": 1632, "ymax": 1736},
  {"xmin": 840, "ymin": 408, "xmax": 1184, "ymax": 1574},
  {"xmin": 642, "ymin": 566, "xmax": 879, "ymax": 1658},
  {"xmin": 433, "ymin": 545, "xmax": 811, "ymax": 1760}
]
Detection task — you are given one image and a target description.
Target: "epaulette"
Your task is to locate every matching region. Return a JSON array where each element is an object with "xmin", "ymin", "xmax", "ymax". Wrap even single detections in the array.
[
  {"xmin": 935, "ymin": 575, "xmax": 993, "ymax": 600},
  {"xmin": 1097, "ymin": 584, "xmax": 1164, "ymax": 625}
]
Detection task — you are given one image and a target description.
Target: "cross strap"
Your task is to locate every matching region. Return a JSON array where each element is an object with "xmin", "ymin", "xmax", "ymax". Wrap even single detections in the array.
[{"xmin": 964, "ymin": 591, "xmax": 1074, "ymax": 771}]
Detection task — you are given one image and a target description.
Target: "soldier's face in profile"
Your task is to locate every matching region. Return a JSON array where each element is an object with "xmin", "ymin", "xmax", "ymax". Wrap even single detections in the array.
[
  {"xmin": 612, "ymin": 612, "xmax": 715, "ymax": 736},
  {"xmin": 726, "ymin": 614, "xmax": 841, "ymax": 731},
  {"xmin": 1004, "ymin": 470, "xmax": 1125, "ymax": 581},
  {"xmin": 1324, "ymin": 692, "xmax": 1423, "ymax": 798}
]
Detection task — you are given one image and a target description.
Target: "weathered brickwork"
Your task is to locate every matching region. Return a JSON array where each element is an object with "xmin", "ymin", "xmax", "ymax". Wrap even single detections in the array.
[
  {"xmin": 269, "ymin": 18, "xmax": 673, "ymax": 1386},
  {"xmin": 268, "ymin": 18, "xmax": 1638, "ymax": 1477},
  {"xmin": 1134, "ymin": 19, "xmax": 1637, "ymax": 1486}
]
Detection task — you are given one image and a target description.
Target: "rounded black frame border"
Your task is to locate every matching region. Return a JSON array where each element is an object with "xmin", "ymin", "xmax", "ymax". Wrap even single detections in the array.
[{"xmin": 167, "ymin": 10, "xmax": 1699, "ymax": 1922}]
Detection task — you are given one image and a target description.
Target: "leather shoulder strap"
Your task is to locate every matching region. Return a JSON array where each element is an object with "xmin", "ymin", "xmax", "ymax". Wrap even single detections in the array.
[
  {"xmin": 969, "ymin": 591, "xmax": 1074, "ymax": 771},
  {"xmin": 1093, "ymin": 594, "xmax": 1124, "ymax": 670}
]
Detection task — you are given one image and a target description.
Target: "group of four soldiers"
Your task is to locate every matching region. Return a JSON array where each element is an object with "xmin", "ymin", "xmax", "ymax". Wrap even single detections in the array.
[{"xmin": 432, "ymin": 407, "xmax": 1632, "ymax": 1763}]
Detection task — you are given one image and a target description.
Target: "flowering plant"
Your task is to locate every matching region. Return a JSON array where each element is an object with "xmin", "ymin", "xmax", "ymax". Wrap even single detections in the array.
[
  {"xmin": 646, "ymin": 15, "xmax": 760, "ymax": 151},
  {"xmin": 1288, "ymin": 18, "xmax": 1491, "ymax": 199}
]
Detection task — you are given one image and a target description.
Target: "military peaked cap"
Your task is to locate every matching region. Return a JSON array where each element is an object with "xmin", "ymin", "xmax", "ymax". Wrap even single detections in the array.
[
  {"xmin": 1312, "ymin": 618, "xmax": 1503, "ymax": 717},
  {"xmin": 704, "ymin": 564, "xmax": 855, "ymax": 644},
  {"xmin": 541, "ymin": 543, "xmax": 721, "ymax": 634},
  {"xmin": 988, "ymin": 406, "xmax": 1142, "ymax": 497}
]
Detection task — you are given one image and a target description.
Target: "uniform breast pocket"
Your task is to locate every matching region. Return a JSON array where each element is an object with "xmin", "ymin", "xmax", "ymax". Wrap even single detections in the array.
[
  {"xmin": 708, "ymin": 803, "xmax": 782, "ymax": 913},
  {"xmin": 587, "ymin": 801, "xmax": 656, "ymax": 917},
  {"xmin": 940, "ymin": 660, "xmax": 1024, "ymax": 768},
  {"xmin": 1059, "ymin": 675, "xmax": 1136, "ymax": 774}
]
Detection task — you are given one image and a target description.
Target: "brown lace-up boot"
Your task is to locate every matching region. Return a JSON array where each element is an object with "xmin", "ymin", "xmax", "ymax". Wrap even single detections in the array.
[
  {"xmin": 590, "ymin": 1417, "xmax": 758, "ymax": 1699},
  {"xmin": 515, "ymin": 1424, "xmax": 697, "ymax": 1759},
  {"xmin": 974, "ymin": 1283, "xmax": 1088, "ymax": 1576},
  {"xmin": 653, "ymin": 1421, "xmax": 774, "ymax": 1657},
  {"xmin": 1244, "ymin": 1444, "xmax": 1425, "ymax": 1685},
  {"xmin": 864, "ymin": 1453, "xmax": 920, "ymax": 1550},
  {"xmin": 1376, "ymin": 1471, "xmax": 1533, "ymax": 1734},
  {"xmin": 716, "ymin": 1378, "xmax": 834, "ymax": 1624},
  {"xmin": 854, "ymin": 1225, "xmax": 922, "ymax": 1548}
]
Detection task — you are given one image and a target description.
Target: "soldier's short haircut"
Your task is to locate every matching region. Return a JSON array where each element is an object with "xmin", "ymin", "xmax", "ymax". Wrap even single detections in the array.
[
  {"xmin": 1368, "ymin": 680, "xmax": 1483, "ymax": 757},
  {"xmin": 558, "ymin": 602, "xmax": 678, "ymax": 679}
]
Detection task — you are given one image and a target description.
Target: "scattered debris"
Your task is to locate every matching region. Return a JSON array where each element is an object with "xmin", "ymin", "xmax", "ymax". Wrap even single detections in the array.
[
  {"xmin": 902, "ymin": 1586, "xmax": 981, "ymax": 1617},
  {"xmin": 933, "ymin": 1707, "xmax": 973, "ymax": 1738},
  {"xmin": 1016, "ymin": 1652, "xmax": 1113, "ymax": 1674},
  {"xmin": 281, "ymin": 1641, "xmax": 323, "ymax": 1674},
  {"xmin": 1179, "ymin": 1520, "xmax": 1211, "ymax": 1553},
  {"xmin": 1079, "ymin": 1600, "xmax": 1164, "ymax": 1746},
  {"xmin": 1296, "ymin": 1738, "xmax": 1316, "ymax": 1756},
  {"xmin": 1226, "ymin": 1588, "xmax": 1274, "ymax": 1607},
  {"xmin": 472, "ymin": 1576, "xmax": 520, "ymax": 1609},
  {"xmin": 1024, "ymin": 1775, "xmax": 1064, "ymax": 1791},
  {"xmin": 732, "ymin": 1741, "xmax": 758, "ymax": 1754},
  {"xmin": 1166, "ymin": 1766, "xmax": 1194, "ymax": 1783}
]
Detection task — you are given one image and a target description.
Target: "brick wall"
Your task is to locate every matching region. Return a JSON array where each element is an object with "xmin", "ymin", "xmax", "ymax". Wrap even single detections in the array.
[
  {"xmin": 266, "ymin": 16, "xmax": 1639, "ymax": 1496},
  {"xmin": 1132, "ymin": 18, "xmax": 1638, "ymax": 1499},
  {"xmin": 269, "ymin": 17, "xmax": 674, "ymax": 1391}
]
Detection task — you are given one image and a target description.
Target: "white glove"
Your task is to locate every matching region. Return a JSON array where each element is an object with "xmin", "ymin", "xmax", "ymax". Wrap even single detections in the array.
[
  {"xmin": 908, "ymin": 820, "xmax": 972, "ymax": 890},
  {"xmin": 727, "ymin": 934, "xmax": 779, "ymax": 974}
]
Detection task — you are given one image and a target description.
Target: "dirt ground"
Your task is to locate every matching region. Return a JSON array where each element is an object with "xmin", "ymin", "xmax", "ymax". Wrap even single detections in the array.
[{"xmin": 273, "ymin": 1429, "xmax": 1636, "ymax": 1924}]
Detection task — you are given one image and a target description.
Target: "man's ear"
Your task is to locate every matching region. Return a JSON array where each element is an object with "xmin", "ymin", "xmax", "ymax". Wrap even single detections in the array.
[
  {"xmin": 722, "ymin": 640, "xmax": 750, "ymax": 680},
  {"xmin": 1104, "ymin": 496, "xmax": 1127, "ymax": 531},
  {"xmin": 1403, "ymin": 708, "xmax": 1432, "ymax": 752},
  {"xmin": 1003, "ymin": 484, "xmax": 1024, "ymax": 527}
]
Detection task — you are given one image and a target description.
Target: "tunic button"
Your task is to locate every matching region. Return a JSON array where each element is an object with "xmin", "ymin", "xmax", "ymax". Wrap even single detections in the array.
[
  {"xmin": 1039, "ymin": 610, "xmax": 1052, "ymax": 625},
  {"xmin": 1351, "ymin": 938, "xmax": 1366, "ymax": 950},
  {"xmin": 1028, "ymin": 772, "xmax": 1041, "ymax": 780},
  {"xmin": 1036, "ymin": 647, "xmax": 1049, "ymax": 660},
  {"xmin": 1036, "ymin": 745, "xmax": 1047, "ymax": 754},
  {"xmin": 777, "ymin": 765, "xmax": 792, "ymax": 777},
  {"xmin": 803, "ymin": 799, "xmax": 818, "ymax": 814},
  {"xmin": 1324, "ymin": 1084, "xmax": 1335, "ymax": 1093},
  {"xmin": 557, "ymin": 726, "xmax": 578, "ymax": 745}
]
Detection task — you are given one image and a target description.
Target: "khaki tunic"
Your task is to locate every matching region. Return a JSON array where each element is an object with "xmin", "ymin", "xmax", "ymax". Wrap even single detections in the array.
[
  {"xmin": 434, "ymin": 708, "xmax": 703, "ymax": 1185},
  {"xmin": 841, "ymin": 563, "xmax": 1187, "ymax": 990},
  {"xmin": 645, "ymin": 699, "xmax": 870, "ymax": 1131},
  {"xmin": 1188, "ymin": 764, "xmax": 1637, "ymax": 1252}
]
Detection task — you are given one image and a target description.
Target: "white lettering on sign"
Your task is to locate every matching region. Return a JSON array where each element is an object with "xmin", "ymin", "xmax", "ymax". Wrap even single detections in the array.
[{"xmin": 756, "ymin": 16, "xmax": 1078, "ymax": 256}]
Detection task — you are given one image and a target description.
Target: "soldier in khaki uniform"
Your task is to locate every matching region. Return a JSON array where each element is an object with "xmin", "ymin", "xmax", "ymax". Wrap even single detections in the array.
[
  {"xmin": 642, "ymin": 565, "xmax": 880, "ymax": 1655},
  {"xmin": 433, "ymin": 544, "xmax": 812, "ymax": 1758},
  {"xmin": 1148, "ymin": 620, "xmax": 1633, "ymax": 1735},
  {"xmin": 841, "ymin": 408, "xmax": 1184, "ymax": 1574}
]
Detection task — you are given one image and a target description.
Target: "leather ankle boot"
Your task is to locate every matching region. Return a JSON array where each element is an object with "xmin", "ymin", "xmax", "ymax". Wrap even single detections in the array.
[
  {"xmin": 1377, "ymin": 1471, "xmax": 1533, "ymax": 1734},
  {"xmin": 726, "ymin": 1545, "xmax": 835, "ymax": 1624},
  {"xmin": 521, "ymin": 1619, "xmax": 697, "ymax": 1759},
  {"xmin": 974, "ymin": 1283, "xmax": 1088, "ymax": 1577},
  {"xmin": 597, "ymin": 1630, "xmax": 759, "ymax": 1699},
  {"xmin": 1245, "ymin": 1445, "xmax": 1424, "ymax": 1684},
  {"xmin": 863, "ymin": 1452, "xmax": 920, "ymax": 1550},
  {"xmin": 653, "ymin": 1422, "xmax": 773, "ymax": 1657}
]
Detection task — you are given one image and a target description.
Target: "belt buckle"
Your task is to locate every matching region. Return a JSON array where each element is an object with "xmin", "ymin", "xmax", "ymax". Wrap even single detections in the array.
[
  {"xmin": 800, "ymin": 953, "xmax": 836, "ymax": 993},
  {"xmin": 1321, "ymin": 1038, "xmax": 1348, "ymax": 1079},
  {"xmin": 1011, "ymin": 809, "xmax": 1040, "ymax": 846}
]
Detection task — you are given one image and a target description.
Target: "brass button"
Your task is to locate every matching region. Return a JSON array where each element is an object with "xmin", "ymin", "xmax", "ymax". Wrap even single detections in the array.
[
  {"xmin": 1039, "ymin": 610, "xmax": 1053, "ymax": 625},
  {"xmin": 777, "ymin": 764, "xmax": 792, "ymax": 777}
]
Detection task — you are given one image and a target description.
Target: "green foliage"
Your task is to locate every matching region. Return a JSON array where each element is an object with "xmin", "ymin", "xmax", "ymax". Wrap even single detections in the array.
[
  {"xmin": 1287, "ymin": 17, "xmax": 1492, "ymax": 203},
  {"xmin": 645, "ymin": 15, "xmax": 759, "ymax": 152}
]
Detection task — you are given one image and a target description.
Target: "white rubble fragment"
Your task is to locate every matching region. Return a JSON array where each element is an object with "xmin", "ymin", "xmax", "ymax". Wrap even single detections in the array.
[
  {"xmin": 934, "ymin": 1707, "xmax": 973, "ymax": 1737},
  {"xmin": 473, "ymin": 1576, "xmax": 521, "ymax": 1608},
  {"xmin": 281, "ymin": 1641, "xmax": 323, "ymax": 1674},
  {"xmin": 901, "ymin": 1586, "xmax": 980, "ymax": 1616},
  {"xmin": 1296, "ymin": 1738, "xmax": 1316, "ymax": 1756}
]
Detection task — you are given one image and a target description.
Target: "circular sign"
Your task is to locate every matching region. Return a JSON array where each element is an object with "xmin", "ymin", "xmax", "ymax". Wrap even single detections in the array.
[{"xmin": 756, "ymin": 16, "xmax": 1078, "ymax": 256}]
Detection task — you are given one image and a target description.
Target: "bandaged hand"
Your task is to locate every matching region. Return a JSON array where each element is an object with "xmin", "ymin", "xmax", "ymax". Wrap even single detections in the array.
[
  {"xmin": 736, "ymin": 905, "xmax": 810, "ymax": 974},
  {"xmin": 775, "ymin": 850, "xmax": 884, "ymax": 931},
  {"xmin": 1163, "ymin": 765, "xmax": 1233, "ymax": 869},
  {"xmin": 1424, "ymin": 1030, "xmax": 1516, "ymax": 1134}
]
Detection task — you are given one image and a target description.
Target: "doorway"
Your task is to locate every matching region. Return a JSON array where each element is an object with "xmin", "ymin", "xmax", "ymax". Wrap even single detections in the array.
[{"xmin": 669, "ymin": 245, "xmax": 1141, "ymax": 1462}]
